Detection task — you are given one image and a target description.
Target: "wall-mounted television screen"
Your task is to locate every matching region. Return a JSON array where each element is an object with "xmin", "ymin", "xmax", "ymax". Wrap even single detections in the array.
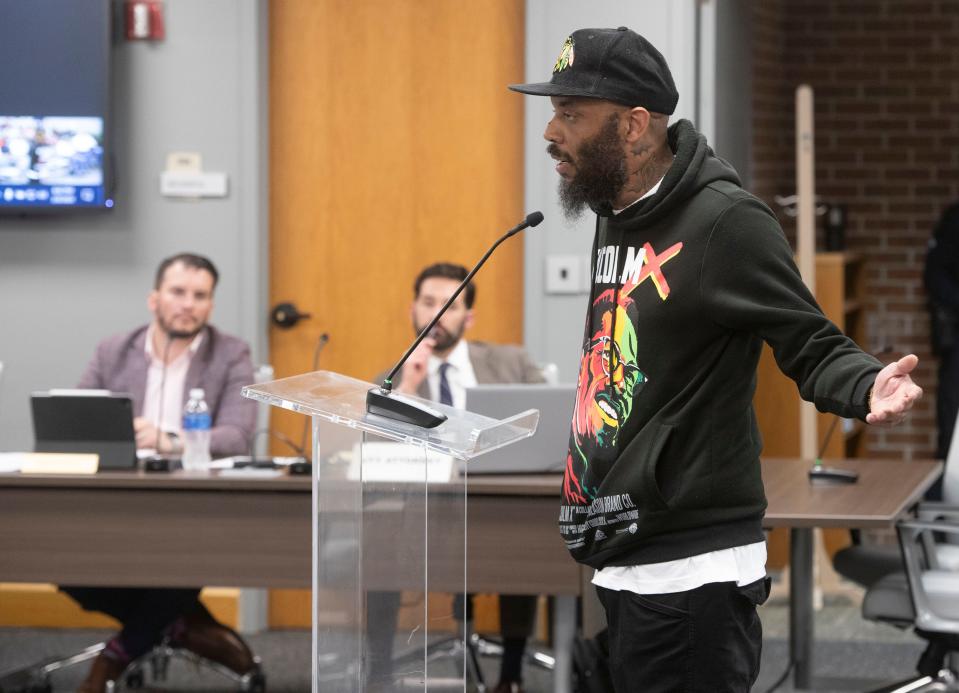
[{"xmin": 0, "ymin": 0, "xmax": 112, "ymax": 212}]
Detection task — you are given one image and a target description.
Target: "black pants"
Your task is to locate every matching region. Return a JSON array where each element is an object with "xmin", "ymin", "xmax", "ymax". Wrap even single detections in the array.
[
  {"xmin": 596, "ymin": 578, "xmax": 769, "ymax": 693},
  {"xmin": 62, "ymin": 586, "xmax": 204, "ymax": 659}
]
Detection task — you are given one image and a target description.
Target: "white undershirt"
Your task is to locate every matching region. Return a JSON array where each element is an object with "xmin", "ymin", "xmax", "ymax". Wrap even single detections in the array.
[
  {"xmin": 426, "ymin": 339, "xmax": 477, "ymax": 410},
  {"xmin": 595, "ymin": 176, "xmax": 767, "ymax": 595},
  {"xmin": 592, "ymin": 541, "xmax": 767, "ymax": 594},
  {"xmin": 141, "ymin": 326, "xmax": 203, "ymax": 440},
  {"xmin": 612, "ymin": 176, "xmax": 664, "ymax": 214}
]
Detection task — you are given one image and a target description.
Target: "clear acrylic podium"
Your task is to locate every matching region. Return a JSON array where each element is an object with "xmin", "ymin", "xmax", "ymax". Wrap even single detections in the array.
[{"xmin": 243, "ymin": 370, "xmax": 538, "ymax": 692}]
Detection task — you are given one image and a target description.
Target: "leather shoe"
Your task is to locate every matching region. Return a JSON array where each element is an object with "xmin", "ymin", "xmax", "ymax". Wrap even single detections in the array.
[
  {"xmin": 172, "ymin": 611, "xmax": 255, "ymax": 675},
  {"xmin": 491, "ymin": 683, "xmax": 525, "ymax": 693},
  {"xmin": 77, "ymin": 651, "xmax": 127, "ymax": 693}
]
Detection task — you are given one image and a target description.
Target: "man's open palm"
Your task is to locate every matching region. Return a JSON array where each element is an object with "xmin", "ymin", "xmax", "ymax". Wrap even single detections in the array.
[{"xmin": 866, "ymin": 354, "xmax": 923, "ymax": 426}]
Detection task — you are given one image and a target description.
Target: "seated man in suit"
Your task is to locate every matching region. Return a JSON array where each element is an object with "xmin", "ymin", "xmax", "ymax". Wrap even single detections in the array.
[
  {"xmin": 370, "ymin": 262, "xmax": 543, "ymax": 693},
  {"xmin": 63, "ymin": 252, "xmax": 258, "ymax": 693}
]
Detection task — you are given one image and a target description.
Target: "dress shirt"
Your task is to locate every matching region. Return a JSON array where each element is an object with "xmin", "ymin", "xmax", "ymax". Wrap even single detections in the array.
[
  {"xmin": 142, "ymin": 325, "xmax": 203, "ymax": 437},
  {"xmin": 426, "ymin": 339, "xmax": 477, "ymax": 410}
]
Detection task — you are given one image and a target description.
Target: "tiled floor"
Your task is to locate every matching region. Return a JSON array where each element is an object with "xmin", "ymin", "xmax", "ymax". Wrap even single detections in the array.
[{"xmin": 0, "ymin": 594, "xmax": 930, "ymax": 692}]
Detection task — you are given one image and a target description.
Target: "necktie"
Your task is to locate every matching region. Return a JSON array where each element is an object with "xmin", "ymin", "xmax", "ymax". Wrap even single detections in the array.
[{"xmin": 438, "ymin": 362, "xmax": 453, "ymax": 406}]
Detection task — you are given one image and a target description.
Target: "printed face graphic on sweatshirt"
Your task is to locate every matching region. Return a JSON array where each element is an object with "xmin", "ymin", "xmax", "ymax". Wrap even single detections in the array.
[
  {"xmin": 563, "ymin": 290, "xmax": 647, "ymax": 505},
  {"xmin": 576, "ymin": 292, "xmax": 645, "ymax": 449},
  {"xmin": 562, "ymin": 240, "xmax": 683, "ymax": 506}
]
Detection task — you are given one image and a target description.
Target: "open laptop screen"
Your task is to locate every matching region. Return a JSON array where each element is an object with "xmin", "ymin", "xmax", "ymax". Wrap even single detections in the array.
[
  {"xmin": 31, "ymin": 390, "xmax": 137, "ymax": 470},
  {"xmin": 464, "ymin": 384, "xmax": 574, "ymax": 475}
]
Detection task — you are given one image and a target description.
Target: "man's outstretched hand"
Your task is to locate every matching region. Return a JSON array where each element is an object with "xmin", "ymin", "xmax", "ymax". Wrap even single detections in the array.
[{"xmin": 866, "ymin": 354, "xmax": 923, "ymax": 426}]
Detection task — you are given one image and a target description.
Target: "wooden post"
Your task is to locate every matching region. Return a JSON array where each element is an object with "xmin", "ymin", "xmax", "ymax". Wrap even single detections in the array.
[
  {"xmin": 796, "ymin": 85, "xmax": 818, "ymax": 463},
  {"xmin": 796, "ymin": 84, "xmax": 827, "ymax": 611}
]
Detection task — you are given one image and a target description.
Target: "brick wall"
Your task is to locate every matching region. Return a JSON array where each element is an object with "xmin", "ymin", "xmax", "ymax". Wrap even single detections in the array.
[{"xmin": 750, "ymin": 0, "xmax": 959, "ymax": 460}]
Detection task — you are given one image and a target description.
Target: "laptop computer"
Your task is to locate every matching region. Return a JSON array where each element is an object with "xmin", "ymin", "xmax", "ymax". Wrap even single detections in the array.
[
  {"xmin": 464, "ymin": 383, "xmax": 575, "ymax": 475},
  {"xmin": 31, "ymin": 390, "xmax": 138, "ymax": 471}
]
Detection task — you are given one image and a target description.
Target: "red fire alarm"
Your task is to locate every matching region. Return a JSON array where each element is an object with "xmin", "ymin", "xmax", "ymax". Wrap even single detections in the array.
[{"xmin": 125, "ymin": 0, "xmax": 165, "ymax": 41}]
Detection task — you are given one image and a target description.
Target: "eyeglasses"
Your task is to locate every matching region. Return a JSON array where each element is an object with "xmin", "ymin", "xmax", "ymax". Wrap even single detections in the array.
[{"xmin": 590, "ymin": 335, "xmax": 643, "ymax": 382}]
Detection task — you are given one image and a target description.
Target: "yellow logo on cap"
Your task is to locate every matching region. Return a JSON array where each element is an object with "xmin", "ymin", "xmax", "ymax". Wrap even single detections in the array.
[{"xmin": 553, "ymin": 36, "xmax": 574, "ymax": 73}]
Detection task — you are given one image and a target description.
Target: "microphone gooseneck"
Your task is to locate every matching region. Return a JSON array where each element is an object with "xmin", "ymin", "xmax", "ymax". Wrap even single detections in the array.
[
  {"xmin": 299, "ymin": 332, "xmax": 330, "ymax": 454},
  {"xmin": 813, "ymin": 417, "xmax": 841, "ymax": 468},
  {"xmin": 367, "ymin": 211, "xmax": 544, "ymax": 428},
  {"xmin": 380, "ymin": 212, "xmax": 544, "ymax": 392},
  {"xmin": 154, "ymin": 332, "xmax": 173, "ymax": 454}
]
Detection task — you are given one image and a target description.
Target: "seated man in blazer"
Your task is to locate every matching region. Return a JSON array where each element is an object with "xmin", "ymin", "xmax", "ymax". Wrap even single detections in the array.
[
  {"xmin": 370, "ymin": 262, "xmax": 543, "ymax": 693},
  {"xmin": 64, "ymin": 252, "xmax": 258, "ymax": 693}
]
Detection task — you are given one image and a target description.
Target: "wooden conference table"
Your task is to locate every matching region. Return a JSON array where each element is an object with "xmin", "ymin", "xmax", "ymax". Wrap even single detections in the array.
[
  {"xmin": 0, "ymin": 468, "xmax": 583, "ymax": 693},
  {"xmin": 762, "ymin": 456, "xmax": 941, "ymax": 690},
  {"xmin": 0, "ymin": 456, "xmax": 941, "ymax": 692}
]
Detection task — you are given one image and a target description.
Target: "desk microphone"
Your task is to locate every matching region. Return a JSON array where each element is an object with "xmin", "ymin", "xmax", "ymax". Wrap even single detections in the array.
[
  {"xmin": 299, "ymin": 332, "xmax": 330, "ymax": 454},
  {"xmin": 808, "ymin": 417, "xmax": 859, "ymax": 484},
  {"xmin": 243, "ymin": 334, "xmax": 330, "ymax": 463},
  {"xmin": 808, "ymin": 346, "xmax": 893, "ymax": 485},
  {"xmin": 154, "ymin": 332, "xmax": 173, "ymax": 455},
  {"xmin": 367, "ymin": 211, "xmax": 544, "ymax": 427}
]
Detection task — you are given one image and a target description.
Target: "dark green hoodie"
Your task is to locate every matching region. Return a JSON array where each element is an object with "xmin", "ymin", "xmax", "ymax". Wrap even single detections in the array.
[{"xmin": 560, "ymin": 120, "xmax": 881, "ymax": 569}]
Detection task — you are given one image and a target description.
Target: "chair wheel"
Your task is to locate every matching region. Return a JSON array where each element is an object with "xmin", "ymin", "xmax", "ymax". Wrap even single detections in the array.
[
  {"xmin": 246, "ymin": 671, "xmax": 266, "ymax": 692},
  {"xmin": 125, "ymin": 669, "xmax": 145, "ymax": 689}
]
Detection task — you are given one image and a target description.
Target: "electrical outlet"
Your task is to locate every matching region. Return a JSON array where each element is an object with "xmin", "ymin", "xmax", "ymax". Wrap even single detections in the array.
[{"xmin": 545, "ymin": 255, "xmax": 583, "ymax": 294}]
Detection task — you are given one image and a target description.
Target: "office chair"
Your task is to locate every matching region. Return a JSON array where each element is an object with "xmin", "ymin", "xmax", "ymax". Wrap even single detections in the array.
[
  {"xmin": 389, "ymin": 607, "xmax": 488, "ymax": 691},
  {"xmin": 124, "ymin": 640, "xmax": 266, "ymax": 692},
  {"xmin": 827, "ymin": 418, "xmax": 959, "ymax": 691},
  {"xmin": 387, "ymin": 594, "xmax": 555, "ymax": 692},
  {"xmin": 394, "ymin": 630, "xmax": 555, "ymax": 693},
  {"xmin": 0, "ymin": 643, "xmax": 104, "ymax": 693},
  {"xmin": 835, "ymin": 411, "xmax": 959, "ymax": 591},
  {"xmin": 0, "ymin": 637, "xmax": 266, "ymax": 693},
  {"xmin": 832, "ymin": 530, "xmax": 904, "ymax": 590},
  {"xmin": 858, "ymin": 514, "xmax": 959, "ymax": 692}
]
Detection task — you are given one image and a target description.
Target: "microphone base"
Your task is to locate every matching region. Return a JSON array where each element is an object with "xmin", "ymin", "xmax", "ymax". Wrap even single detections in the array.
[
  {"xmin": 808, "ymin": 465, "xmax": 859, "ymax": 484},
  {"xmin": 366, "ymin": 387, "xmax": 448, "ymax": 429}
]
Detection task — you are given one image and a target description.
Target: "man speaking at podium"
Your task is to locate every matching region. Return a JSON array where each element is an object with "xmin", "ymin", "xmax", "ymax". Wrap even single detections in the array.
[
  {"xmin": 372, "ymin": 262, "xmax": 543, "ymax": 693},
  {"xmin": 63, "ymin": 252, "xmax": 258, "ymax": 692},
  {"xmin": 509, "ymin": 27, "xmax": 923, "ymax": 692}
]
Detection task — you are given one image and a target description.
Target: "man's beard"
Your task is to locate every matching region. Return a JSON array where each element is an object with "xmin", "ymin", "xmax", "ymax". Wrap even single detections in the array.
[
  {"xmin": 414, "ymin": 321, "xmax": 464, "ymax": 352},
  {"xmin": 551, "ymin": 116, "xmax": 628, "ymax": 221},
  {"xmin": 158, "ymin": 313, "xmax": 204, "ymax": 340}
]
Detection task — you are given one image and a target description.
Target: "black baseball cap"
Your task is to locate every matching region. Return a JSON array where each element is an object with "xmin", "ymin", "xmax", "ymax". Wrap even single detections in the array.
[{"xmin": 509, "ymin": 27, "xmax": 679, "ymax": 115}]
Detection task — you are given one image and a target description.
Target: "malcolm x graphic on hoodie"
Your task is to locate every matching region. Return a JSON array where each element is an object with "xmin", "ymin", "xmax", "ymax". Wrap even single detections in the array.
[{"xmin": 559, "ymin": 120, "xmax": 881, "ymax": 570}]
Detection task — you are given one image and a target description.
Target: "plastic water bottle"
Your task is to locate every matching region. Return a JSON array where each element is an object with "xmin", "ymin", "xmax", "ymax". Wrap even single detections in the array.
[{"xmin": 182, "ymin": 388, "xmax": 212, "ymax": 471}]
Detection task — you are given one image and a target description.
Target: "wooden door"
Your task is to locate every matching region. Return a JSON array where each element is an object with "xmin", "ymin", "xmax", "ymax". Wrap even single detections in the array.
[
  {"xmin": 269, "ymin": 0, "xmax": 526, "ymax": 627},
  {"xmin": 270, "ymin": 0, "xmax": 526, "ymax": 403}
]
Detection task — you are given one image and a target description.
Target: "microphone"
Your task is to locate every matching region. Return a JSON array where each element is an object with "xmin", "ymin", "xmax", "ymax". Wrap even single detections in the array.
[
  {"xmin": 153, "ymin": 323, "xmax": 204, "ymax": 457},
  {"xmin": 153, "ymin": 330, "xmax": 174, "ymax": 455},
  {"xmin": 299, "ymin": 332, "xmax": 330, "ymax": 453},
  {"xmin": 367, "ymin": 211, "xmax": 544, "ymax": 428},
  {"xmin": 807, "ymin": 418, "xmax": 859, "ymax": 484},
  {"xmin": 808, "ymin": 345, "xmax": 893, "ymax": 484}
]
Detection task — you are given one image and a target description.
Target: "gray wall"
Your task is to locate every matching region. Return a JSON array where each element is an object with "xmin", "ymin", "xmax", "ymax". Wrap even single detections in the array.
[
  {"xmin": 521, "ymin": 0, "xmax": 700, "ymax": 381},
  {"xmin": 0, "ymin": 0, "xmax": 268, "ymax": 451},
  {"xmin": 703, "ymin": 0, "xmax": 753, "ymax": 186}
]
